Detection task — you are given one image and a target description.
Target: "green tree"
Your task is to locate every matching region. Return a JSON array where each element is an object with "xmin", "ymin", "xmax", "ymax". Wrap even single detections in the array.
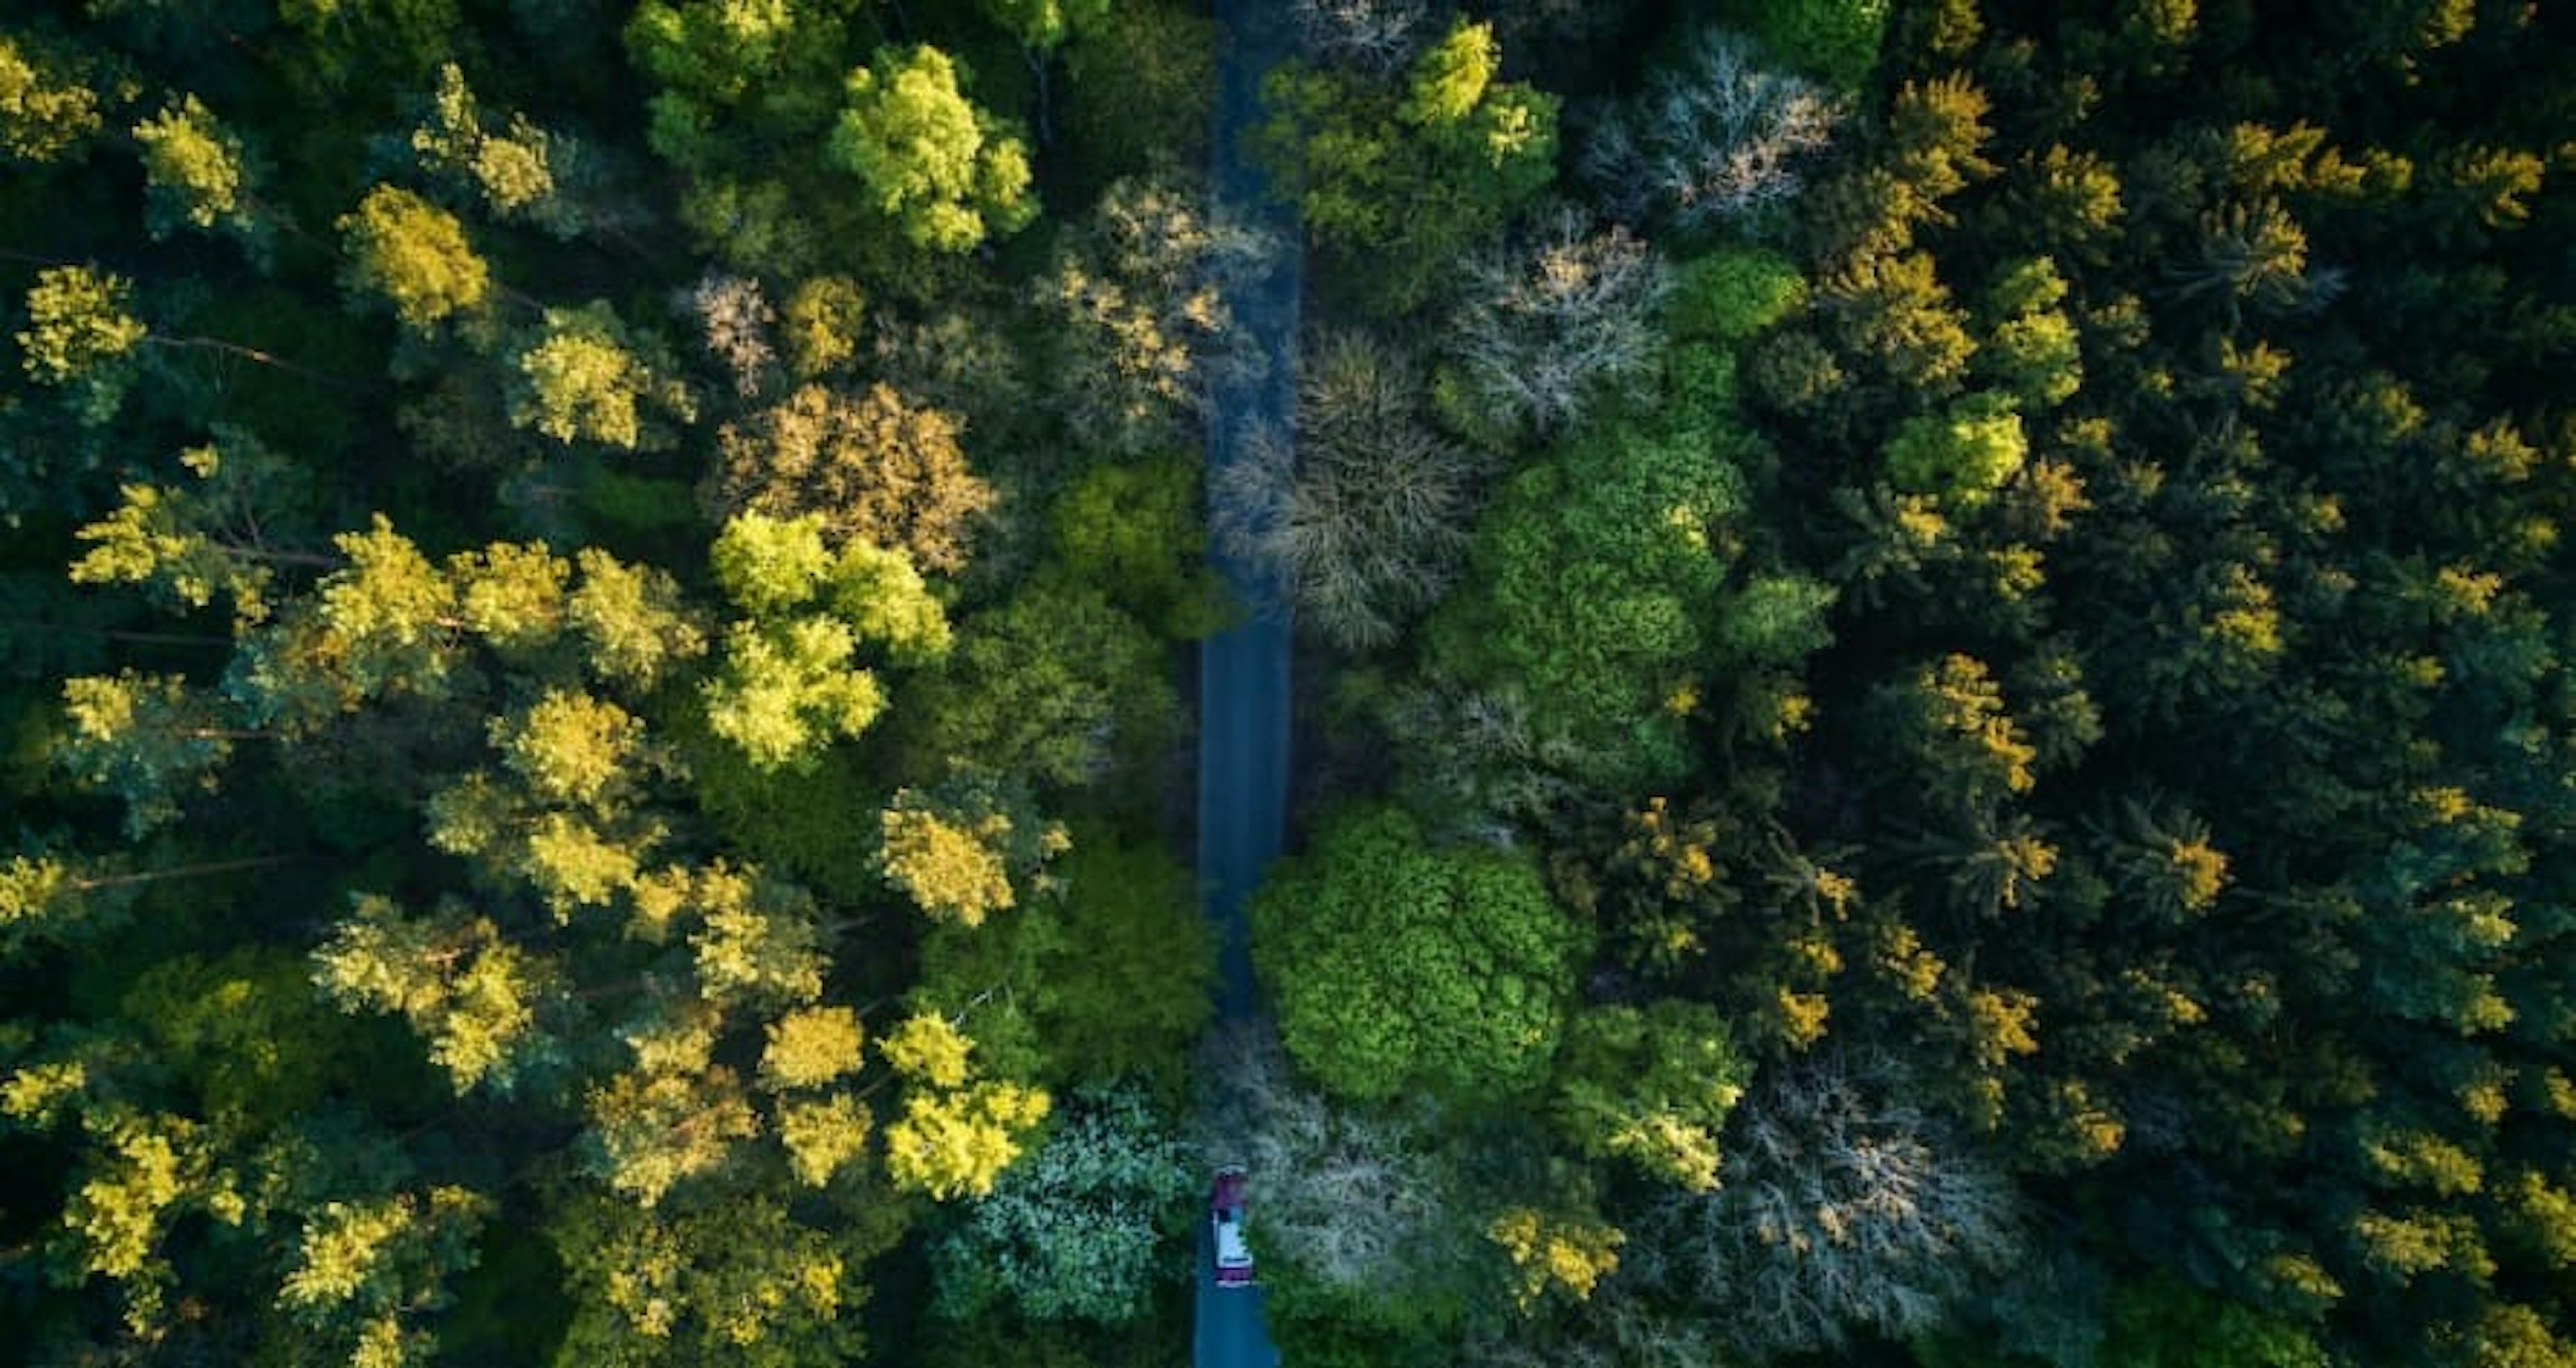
[
  {"xmin": 490, "ymin": 690, "xmax": 649, "ymax": 811},
  {"xmin": 225, "ymin": 515, "xmax": 468, "ymax": 733},
  {"xmin": 1049, "ymin": 454, "xmax": 1226, "ymax": 639},
  {"xmin": 760, "ymin": 1005, "xmax": 866, "ymax": 1092},
  {"xmin": 909, "ymin": 580, "xmax": 1179, "ymax": 791},
  {"xmin": 2099, "ymin": 1276, "xmax": 2327, "ymax": 1368},
  {"xmin": 929, "ymin": 1080, "xmax": 1193, "ymax": 1324},
  {"xmin": 1057, "ymin": 0, "xmax": 1214, "ymax": 186},
  {"xmin": 621, "ymin": 0, "xmax": 859, "ymax": 275},
  {"xmin": 886, "ymin": 1082, "xmax": 1053, "ymax": 1200},
  {"xmin": 566, "ymin": 547, "xmax": 708, "ymax": 688},
  {"xmin": 1488, "ymin": 1203, "xmax": 1625, "ymax": 1313},
  {"xmin": 119, "ymin": 947, "xmax": 357, "ymax": 1127},
  {"xmin": 916, "ymin": 834, "xmax": 1214, "ymax": 1087},
  {"xmin": 548, "ymin": 1189, "xmax": 884, "ymax": 1368},
  {"xmin": 55, "ymin": 670, "xmax": 245, "ymax": 838},
  {"xmin": 878, "ymin": 792, "xmax": 1027, "ymax": 928},
  {"xmin": 879, "ymin": 1014, "xmax": 1053, "ymax": 1201},
  {"xmin": 709, "ymin": 508, "xmax": 836, "ymax": 617},
  {"xmin": 623, "ymin": 0, "xmax": 850, "ymax": 137},
  {"xmin": 132, "ymin": 94, "xmax": 266, "ymax": 253},
  {"xmin": 700, "ymin": 512, "xmax": 949, "ymax": 772},
  {"xmin": 1257, "ymin": 20, "xmax": 1559, "ymax": 312},
  {"xmin": 1430, "ymin": 377, "xmax": 1752, "ymax": 792},
  {"xmin": 977, "ymin": 0, "xmax": 1109, "ymax": 52},
  {"xmin": 312, "ymin": 894, "xmax": 556, "ymax": 1095},
  {"xmin": 16, "ymin": 264, "xmax": 147, "ymax": 423},
  {"xmin": 507, "ymin": 302, "xmax": 699, "ymax": 451},
  {"xmin": 1667, "ymin": 244, "xmax": 1810, "ymax": 347},
  {"xmin": 336, "ymin": 185, "xmax": 491, "ymax": 332},
  {"xmin": 276, "ymin": 1187, "xmax": 493, "ymax": 1368},
  {"xmin": 701, "ymin": 618, "xmax": 885, "ymax": 773},
  {"xmin": 1714, "ymin": 0, "xmax": 1889, "ymax": 89},
  {"xmin": 408, "ymin": 62, "xmax": 592, "ymax": 238},
  {"xmin": 48, "ymin": 1108, "xmax": 245, "ymax": 1330},
  {"xmin": 69, "ymin": 431, "xmax": 326, "ymax": 627},
  {"xmin": 1885, "ymin": 392, "xmax": 2028, "ymax": 505},
  {"xmin": 1978, "ymin": 257, "xmax": 2082, "ymax": 408},
  {"xmin": 1551, "ymin": 1001, "xmax": 1752, "ymax": 1192},
  {"xmin": 827, "ymin": 45, "xmax": 1036, "ymax": 254},
  {"xmin": 778, "ymin": 274, "xmax": 866, "ymax": 378},
  {"xmin": 1028, "ymin": 837, "xmax": 1213, "ymax": 1084},
  {"xmin": 0, "ymin": 29, "xmax": 104, "ymax": 163},
  {"xmin": 1250, "ymin": 804, "xmax": 1587, "ymax": 1103},
  {"xmin": 583, "ymin": 1049, "xmax": 760, "ymax": 1207}
]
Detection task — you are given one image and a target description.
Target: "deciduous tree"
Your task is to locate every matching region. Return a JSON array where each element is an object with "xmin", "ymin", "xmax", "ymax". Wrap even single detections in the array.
[
  {"xmin": 132, "ymin": 94, "xmax": 267, "ymax": 255},
  {"xmin": 703, "ymin": 382, "xmax": 994, "ymax": 572},
  {"xmin": 1211, "ymin": 330, "xmax": 1482, "ymax": 650},
  {"xmin": 336, "ymin": 185, "xmax": 491, "ymax": 333},
  {"xmin": 55, "ymin": 670, "xmax": 245, "ymax": 837},
  {"xmin": 1582, "ymin": 29, "xmax": 1844, "ymax": 235},
  {"xmin": 1250, "ymin": 804, "xmax": 1586, "ymax": 1103},
  {"xmin": 1049, "ymin": 455, "xmax": 1226, "ymax": 639},
  {"xmin": 17, "ymin": 264, "xmax": 147, "ymax": 423},
  {"xmin": 827, "ymin": 45, "xmax": 1035, "ymax": 254},
  {"xmin": 1550, "ymin": 1001, "xmax": 1750, "ymax": 1192},
  {"xmin": 1637, "ymin": 1053, "xmax": 2024, "ymax": 1357},
  {"xmin": 908, "ymin": 580, "xmax": 1178, "ymax": 790},
  {"xmin": 1447, "ymin": 209, "xmax": 1670, "ymax": 440},
  {"xmin": 408, "ymin": 62, "xmax": 594, "ymax": 238},
  {"xmin": 929, "ymin": 1080, "xmax": 1194, "ymax": 1324},
  {"xmin": 1032, "ymin": 174, "xmax": 1270, "ymax": 456},
  {"xmin": 1257, "ymin": 19, "xmax": 1558, "ymax": 312},
  {"xmin": 0, "ymin": 29, "xmax": 104, "ymax": 164},
  {"xmin": 507, "ymin": 302, "xmax": 698, "ymax": 451}
]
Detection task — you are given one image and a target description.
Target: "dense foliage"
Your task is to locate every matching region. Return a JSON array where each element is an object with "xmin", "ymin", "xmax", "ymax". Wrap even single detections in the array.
[
  {"xmin": 1236, "ymin": 1, "xmax": 2576, "ymax": 1366},
  {"xmin": 0, "ymin": 3, "xmax": 1218, "ymax": 1363},
  {"xmin": 6, "ymin": 1, "xmax": 2574, "ymax": 1366}
]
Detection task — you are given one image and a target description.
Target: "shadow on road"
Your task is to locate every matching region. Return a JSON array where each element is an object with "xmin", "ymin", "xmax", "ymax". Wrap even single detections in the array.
[{"xmin": 1194, "ymin": 1, "xmax": 1300, "ymax": 1364}]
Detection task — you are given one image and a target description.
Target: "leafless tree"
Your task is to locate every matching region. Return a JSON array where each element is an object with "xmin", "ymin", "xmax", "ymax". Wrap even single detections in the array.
[
  {"xmin": 1033, "ymin": 175, "xmax": 1274, "ymax": 457},
  {"xmin": 1384, "ymin": 681, "xmax": 1595, "ymax": 843},
  {"xmin": 1635, "ymin": 1051, "xmax": 2024, "ymax": 1358},
  {"xmin": 1459, "ymin": 1288, "xmax": 1729, "ymax": 1368},
  {"xmin": 1451, "ymin": 206, "xmax": 1671, "ymax": 438},
  {"xmin": 683, "ymin": 273, "xmax": 779, "ymax": 399},
  {"xmin": 1291, "ymin": 0, "xmax": 1432, "ymax": 74},
  {"xmin": 1210, "ymin": 330, "xmax": 1485, "ymax": 650},
  {"xmin": 1583, "ymin": 29, "xmax": 1846, "ymax": 233},
  {"xmin": 1192, "ymin": 1021, "xmax": 1449, "ymax": 1294}
]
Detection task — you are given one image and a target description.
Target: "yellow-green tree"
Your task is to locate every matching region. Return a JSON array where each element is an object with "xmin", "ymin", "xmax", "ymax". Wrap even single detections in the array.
[
  {"xmin": 1257, "ymin": 20, "xmax": 1558, "ymax": 312},
  {"xmin": 827, "ymin": 45, "xmax": 1035, "ymax": 253},
  {"xmin": 336, "ymin": 185, "xmax": 491, "ymax": 332}
]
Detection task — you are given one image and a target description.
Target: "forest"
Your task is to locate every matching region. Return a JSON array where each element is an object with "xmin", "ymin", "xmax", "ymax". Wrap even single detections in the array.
[{"xmin": 1, "ymin": 0, "xmax": 2572, "ymax": 1365}]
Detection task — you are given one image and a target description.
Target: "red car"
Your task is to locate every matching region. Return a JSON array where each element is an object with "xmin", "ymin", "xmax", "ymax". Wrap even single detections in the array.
[{"xmin": 1211, "ymin": 1166, "xmax": 1254, "ymax": 1287}]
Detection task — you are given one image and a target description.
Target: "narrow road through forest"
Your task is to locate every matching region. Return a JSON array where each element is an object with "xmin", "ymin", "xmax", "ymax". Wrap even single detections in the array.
[{"xmin": 1193, "ymin": 0, "xmax": 1297, "ymax": 1364}]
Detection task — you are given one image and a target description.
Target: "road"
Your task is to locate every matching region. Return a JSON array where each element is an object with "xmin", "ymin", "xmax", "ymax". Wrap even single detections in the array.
[{"xmin": 1194, "ymin": 0, "xmax": 1297, "ymax": 1363}]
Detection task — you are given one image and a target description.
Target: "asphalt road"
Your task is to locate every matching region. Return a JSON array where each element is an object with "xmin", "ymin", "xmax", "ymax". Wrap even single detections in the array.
[
  {"xmin": 1194, "ymin": 1217, "xmax": 1281, "ymax": 1368},
  {"xmin": 1194, "ymin": 0, "xmax": 1297, "ymax": 1362}
]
